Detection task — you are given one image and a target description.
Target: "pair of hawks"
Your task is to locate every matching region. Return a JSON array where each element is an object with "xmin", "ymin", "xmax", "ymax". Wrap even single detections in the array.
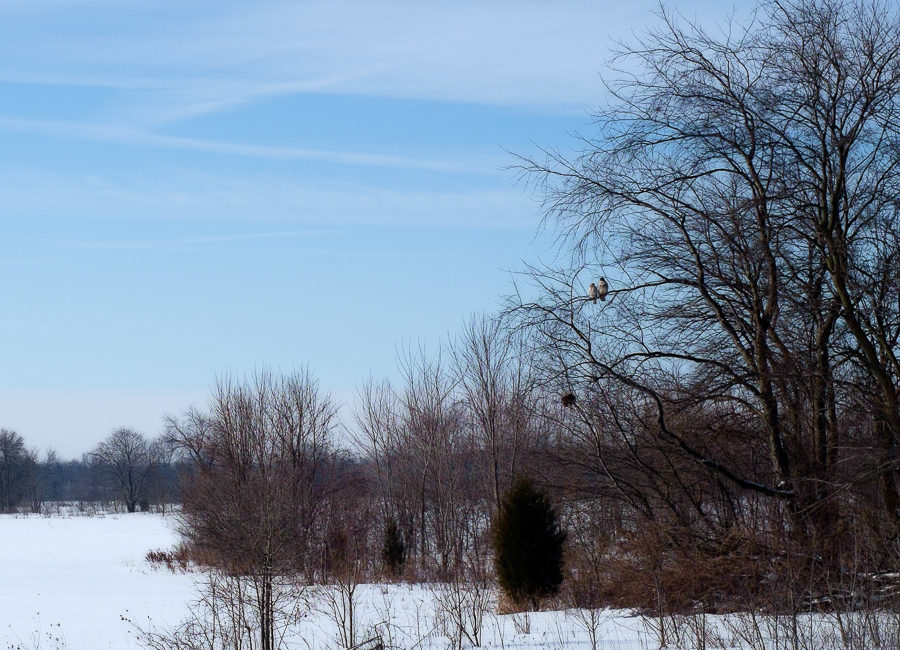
[
  {"xmin": 588, "ymin": 278, "xmax": 609, "ymax": 303},
  {"xmin": 562, "ymin": 277, "xmax": 609, "ymax": 410}
]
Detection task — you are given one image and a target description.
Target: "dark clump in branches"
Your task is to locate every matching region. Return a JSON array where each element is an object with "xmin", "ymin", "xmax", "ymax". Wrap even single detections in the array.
[{"xmin": 492, "ymin": 477, "xmax": 566, "ymax": 610}]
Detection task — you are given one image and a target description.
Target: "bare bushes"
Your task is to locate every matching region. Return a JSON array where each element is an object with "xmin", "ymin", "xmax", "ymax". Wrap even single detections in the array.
[
  {"xmin": 315, "ymin": 499, "xmax": 374, "ymax": 649},
  {"xmin": 145, "ymin": 546, "xmax": 191, "ymax": 573},
  {"xmin": 617, "ymin": 522, "xmax": 900, "ymax": 649},
  {"xmin": 165, "ymin": 369, "xmax": 338, "ymax": 650},
  {"xmin": 132, "ymin": 572, "xmax": 305, "ymax": 650},
  {"xmin": 430, "ymin": 557, "xmax": 494, "ymax": 649},
  {"xmin": 699, "ymin": 607, "xmax": 900, "ymax": 650}
]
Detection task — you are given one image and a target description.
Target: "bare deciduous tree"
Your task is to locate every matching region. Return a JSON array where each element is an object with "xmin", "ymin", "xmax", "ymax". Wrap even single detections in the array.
[
  {"xmin": 169, "ymin": 369, "xmax": 338, "ymax": 650},
  {"xmin": 89, "ymin": 428, "xmax": 156, "ymax": 513},
  {"xmin": 454, "ymin": 314, "xmax": 536, "ymax": 513},
  {"xmin": 0, "ymin": 429, "xmax": 35, "ymax": 513},
  {"xmin": 512, "ymin": 0, "xmax": 900, "ymax": 595}
]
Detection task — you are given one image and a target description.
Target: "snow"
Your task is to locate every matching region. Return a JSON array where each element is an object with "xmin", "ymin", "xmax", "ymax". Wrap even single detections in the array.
[
  {"xmin": 0, "ymin": 510, "xmax": 654, "ymax": 649},
  {"xmin": 0, "ymin": 511, "xmax": 193, "ymax": 650},
  {"xmin": 12, "ymin": 509, "xmax": 868, "ymax": 649},
  {"xmin": 4, "ymin": 510, "xmax": 895, "ymax": 649}
]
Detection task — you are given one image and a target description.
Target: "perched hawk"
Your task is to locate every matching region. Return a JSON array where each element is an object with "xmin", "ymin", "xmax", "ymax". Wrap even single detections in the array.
[
  {"xmin": 588, "ymin": 283, "xmax": 599, "ymax": 303},
  {"xmin": 596, "ymin": 277, "xmax": 609, "ymax": 301}
]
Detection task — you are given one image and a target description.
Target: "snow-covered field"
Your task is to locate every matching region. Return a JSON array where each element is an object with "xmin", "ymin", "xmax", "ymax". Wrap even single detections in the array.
[
  {"xmin": 0, "ymin": 511, "xmax": 653, "ymax": 649},
  {"xmin": 4, "ymin": 511, "xmax": 876, "ymax": 649},
  {"xmin": 0, "ymin": 511, "xmax": 194, "ymax": 649}
]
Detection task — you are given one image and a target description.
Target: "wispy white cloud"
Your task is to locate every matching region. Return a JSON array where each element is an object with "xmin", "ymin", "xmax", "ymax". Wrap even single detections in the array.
[
  {"xmin": 0, "ymin": 116, "xmax": 499, "ymax": 173},
  {"xmin": 0, "ymin": 168, "xmax": 535, "ymax": 229},
  {"xmin": 0, "ymin": 0, "xmax": 728, "ymax": 124},
  {"xmin": 56, "ymin": 229, "xmax": 340, "ymax": 251}
]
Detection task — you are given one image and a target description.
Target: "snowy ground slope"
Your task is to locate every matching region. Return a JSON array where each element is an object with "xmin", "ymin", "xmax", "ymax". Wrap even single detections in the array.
[
  {"xmin": 287, "ymin": 583, "xmax": 647, "ymax": 649},
  {"xmin": 0, "ymin": 512, "xmax": 652, "ymax": 649},
  {"xmin": 1, "ymin": 512, "xmax": 888, "ymax": 649},
  {"xmin": 0, "ymin": 512, "xmax": 194, "ymax": 650}
]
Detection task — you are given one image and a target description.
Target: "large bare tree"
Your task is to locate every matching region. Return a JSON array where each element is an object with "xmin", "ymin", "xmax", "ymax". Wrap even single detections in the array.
[{"xmin": 515, "ymin": 0, "xmax": 900, "ymax": 550}]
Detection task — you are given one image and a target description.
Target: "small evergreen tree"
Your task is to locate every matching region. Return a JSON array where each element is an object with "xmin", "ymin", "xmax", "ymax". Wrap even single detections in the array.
[
  {"xmin": 381, "ymin": 516, "xmax": 406, "ymax": 577},
  {"xmin": 492, "ymin": 477, "xmax": 566, "ymax": 609}
]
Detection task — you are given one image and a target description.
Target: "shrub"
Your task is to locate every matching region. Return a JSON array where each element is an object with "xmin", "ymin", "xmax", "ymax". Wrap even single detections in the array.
[
  {"xmin": 492, "ymin": 477, "xmax": 566, "ymax": 609},
  {"xmin": 381, "ymin": 516, "xmax": 406, "ymax": 578}
]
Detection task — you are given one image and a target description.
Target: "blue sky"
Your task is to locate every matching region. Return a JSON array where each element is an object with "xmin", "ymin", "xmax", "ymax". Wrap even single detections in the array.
[{"xmin": 0, "ymin": 0, "xmax": 725, "ymax": 457}]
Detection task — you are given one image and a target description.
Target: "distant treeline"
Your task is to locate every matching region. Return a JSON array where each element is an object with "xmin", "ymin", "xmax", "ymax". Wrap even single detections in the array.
[{"xmin": 0, "ymin": 428, "xmax": 181, "ymax": 513}]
